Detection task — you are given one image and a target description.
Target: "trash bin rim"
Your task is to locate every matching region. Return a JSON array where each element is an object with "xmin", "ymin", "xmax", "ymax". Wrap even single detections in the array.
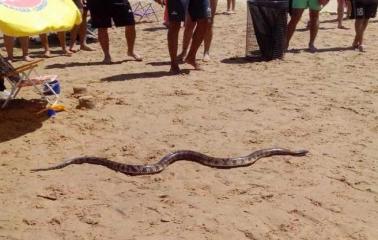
[
  {"xmin": 247, "ymin": 0, "xmax": 288, "ymax": 3},
  {"xmin": 247, "ymin": 0, "xmax": 289, "ymax": 9}
]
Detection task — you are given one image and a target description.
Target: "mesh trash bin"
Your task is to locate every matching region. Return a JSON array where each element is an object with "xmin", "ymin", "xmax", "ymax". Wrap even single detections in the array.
[{"xmin": 246, "ymin": 0, "xmax": 289, "ymax": 61}]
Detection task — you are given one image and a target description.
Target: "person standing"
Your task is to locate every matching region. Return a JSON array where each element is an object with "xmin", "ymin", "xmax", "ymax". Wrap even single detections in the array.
[
  {"xmin": 3, "ymin": 36, "xmax": 32, "ymax": 62},
  {"xmin": 163, "ymin": 0, "xmax": 211, "ymax": 73},
  {"xmin": 287, "ymin": 0, "xmax": 329, "ymax": 52},
  {"xmin": 70, "ymin": 0, "xmax": 94, "ymax": 52},
  {"xmin": 226, "ymin": 0, "xmax": 236, "ymax": 14},
  {"xmin": 350, "ymin": 0, "xmax": 378, "ymax": 51},
  {"xmin": 86, "ymin": 0, "xmax": 142, "ymax": 64},
  {"xmin": 39, "ymin": 32, "xmax": 73, "ymax": 57},
  {"xmin": 178, "ymin": 0, "xmax": 218, "ymax": 62}
]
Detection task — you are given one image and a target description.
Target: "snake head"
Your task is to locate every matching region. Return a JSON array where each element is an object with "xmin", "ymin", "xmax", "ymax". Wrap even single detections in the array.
[{"xmin": 295, "ymin": 150, "xmax": 309, "ymax": 156}]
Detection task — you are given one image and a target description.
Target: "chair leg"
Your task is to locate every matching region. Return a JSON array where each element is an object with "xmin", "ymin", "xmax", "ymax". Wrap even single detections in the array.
[
  {"xmin": 153, "ymin": 11, "xmax": 159, "ymax": 22},
  {"xmin": 1, "ymin": 87, "xmax": 19, "ymax": 109},
  {"xmin": 144, "ymin": 4, "xmax": 159, "ymax": 22},
  {"xmin": 1, "ymin": 97, "xmax": 9, "ymax": 109}
]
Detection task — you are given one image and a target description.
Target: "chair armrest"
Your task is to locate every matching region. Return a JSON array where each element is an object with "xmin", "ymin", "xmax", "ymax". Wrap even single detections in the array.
[
  {"xmin": 4, "ymin": 63, "xmax": 39, "ymax": 78},
  {"xmin": 13, "ymin": 59, "xmax": 44, "ymax": 72}
]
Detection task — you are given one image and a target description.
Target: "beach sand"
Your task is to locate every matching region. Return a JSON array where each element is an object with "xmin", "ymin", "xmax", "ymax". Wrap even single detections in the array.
[{"xmin": 1, "ymin": 0, "xmax": 378, "ymax": 239}]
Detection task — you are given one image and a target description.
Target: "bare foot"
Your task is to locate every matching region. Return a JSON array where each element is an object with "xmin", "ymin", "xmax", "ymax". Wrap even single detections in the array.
[
  {"xmin": 62, "ymin": 49, "xmax": 74, "ymax": 56},
  {"xmin": 102, "ymin": 55, "xmax": 113, "ymax": 64},
  {"xmin": 352, "ymin": 39, "xmax": 360, "ymax": 50},
  {"xmin": 337, "ymin": 25, "xmax": 349, "ymax": 30},
  {"xmin": 203, "ymin": 53, "xmax": 211, "ymax": 62},
  {"xmin": 169, "ymin": 64, "xmax": 181, "ymax": 74},
  {"xmin": 128, "ymin": 52, "xmax": 142, "ymax": 61},
  {"xmin": 308, "ymin": 44, "xmax": 318, "ymax": 53},
  {"xmin": 80, "ymin": 45, "xmax": 95, "ymax": 51},
  {"xmin": 42, "ymin": 50, "xmax": 51, "ymax": 58},
  {"xmin": 185, "ymin": 57, "xmax": 203, "ymax": 70},
  {"xmin": 23, "ymin": 55, "xmax": 33, "ymax": 62},
  {"xmin": 358, "ymin": 45, "xmax": 366, "ymax": 52},
  {"xmin": 69, "ymin": 47, "xmax": 79, "ymax": 53}
]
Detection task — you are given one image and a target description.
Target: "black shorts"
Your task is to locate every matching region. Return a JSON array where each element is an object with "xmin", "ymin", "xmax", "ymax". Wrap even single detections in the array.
[
  {"xmin": 350, "ymin": 0, "xmax": 378, "ymax": 19},
  {"xmin": 87, "ymin": 0, "xmax": 135, "ymax": 28},
  {"xmin": 168, "ymin": 0, "xmax": 211, "ymax": 22}
]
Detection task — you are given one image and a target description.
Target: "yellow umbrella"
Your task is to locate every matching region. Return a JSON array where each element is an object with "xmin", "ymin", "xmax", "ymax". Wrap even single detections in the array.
[{"xmin": 0, "ymin": 0, "xmax": 82, "ymax": 37}]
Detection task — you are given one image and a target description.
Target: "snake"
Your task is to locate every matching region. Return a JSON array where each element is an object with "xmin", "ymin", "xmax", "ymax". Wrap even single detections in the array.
[{"xmin": 31, "ymin": 148, "xmax": 308, "ymax": 176}]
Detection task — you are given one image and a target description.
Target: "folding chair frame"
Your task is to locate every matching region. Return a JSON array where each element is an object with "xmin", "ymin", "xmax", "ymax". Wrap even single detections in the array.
[
  {"xmin": 1, "ymin": 59, "xmax": 59, "ymax": 109},
  {"xmin": 132, "ymin": 1, "xmax": 160, "ymax": 23}
]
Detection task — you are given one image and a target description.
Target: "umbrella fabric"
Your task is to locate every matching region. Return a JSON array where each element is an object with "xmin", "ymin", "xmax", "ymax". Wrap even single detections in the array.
[{"xmin": 0, "ymin": 0, "xmax": 82, "ymax": 37}]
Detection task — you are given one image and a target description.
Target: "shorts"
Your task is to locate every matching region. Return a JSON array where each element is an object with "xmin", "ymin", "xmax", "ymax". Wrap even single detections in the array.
[
  {"xmin": 168, "ymin": 0, "xmax": 211, "ymax": 22},
  {"xmin": 87, "ymin": 0, "xmax": 135, "ymax": 28},
  {"xmin": 350, "ymin": 0, "xmax": 378, "ymax": 19},
  {"xmin": 292, "ymin": 0, "xmax": 321, "ymax": 10}
]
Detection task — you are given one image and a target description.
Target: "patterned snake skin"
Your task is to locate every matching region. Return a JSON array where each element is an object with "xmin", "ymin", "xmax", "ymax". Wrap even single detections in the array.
[{"xmin": 31, "ymin": 148, "xmax": 308, "ymax": 176}]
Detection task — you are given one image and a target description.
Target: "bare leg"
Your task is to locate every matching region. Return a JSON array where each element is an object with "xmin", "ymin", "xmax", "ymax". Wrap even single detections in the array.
[
  {"xmin": 185, "ymin": 18, "xmax": 208, "ymax": 70},
  {"xmin": 79, "ymin": 9, "xmax": 94, "ymax": 51},
  {"xmin": 337, "ymin": 0, "xmax": 347, "ymax": 29},
  {"xmin": 3, "ymin": 35, "xmax": 14, "ymax": 61},
  {"xmin": 353, "ymin": 19, "xmax": 369, "ymax": 51},
  {"xmin": 226, "ymin": 0, "xmax": 235, "ymax": 13},
  {"xmin": 58, "ymin": 32, "xmax": 73, "ymax": 55},
  {"xmin": 69, "ymin": 24, "xmax": 80, "ymax": 52},
  {"xmin": 69, "ymin": 9, "xmax": 82, "ymax": 52},
  {"xmin": 231, "ymin": 0, "xmax": 236, "ymax": 12},
  {"xmin": 125, "ymin": 25, "xmax": 142, "ymax": 61},
  {"xmin": 39, "ymin": 34, "xmax": 51, "ymax": 58},
  {"xmin": 168, "ymin": 21, "xmax": 181, "ymax": 73},
  {"xmin": 98, "ymin": 28, "xmax": 112, "ymax": 63},
  {"xmin": 352, "ymin": 19, "xmax": 362, "ymax": 48},
  {"xmin": 308, "ymin": 10, "xmax": 319, "ymax": 52},
  {"xmin": 346, "ymin": 0, "xmax": 352, "ymax": 17},
  {"xmin": 286, "ymin": 8, "xmax": 305, "ymax": 49},
  {"xmin": 203, "ymin": 0, "xmax": 218, "ymax": 61},
  {"xmin": 178, "ymin": 15, "xmax": 195, "ymax": 61},
  {"xmin": 226, "ymin": 0, "xmax": 232, "ymax": 13},
  {"xmin": 19, "ymin": 37, "xmax": 32, "ymax": 61}
]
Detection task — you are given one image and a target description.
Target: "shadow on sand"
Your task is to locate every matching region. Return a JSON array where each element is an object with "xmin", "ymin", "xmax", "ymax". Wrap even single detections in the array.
[
  {"xmin": 221, "ymin": 56, "xmax": 265, "ymax": 64},
  {"xmin": 296, "ymin": 26, "xmax": 335, "ymax": 32},
  {"xmin": 147, "ymin": 61, "xmax": 172, "ymax": 66},
  {"xmin": 0, "ymin": 99, "xmax": 48, "ymax": 143},
  {"xmin": 286, "ymin": 46, "xmax": 354, "ymax": 53},
  {"xmin": 143, "ymin": 26, "xmax": 168, "ymax": 32},
  {"xmin": 101, "ymin": 69, "xmax": 190, "ymax": 81},
  {"xmin": 222, "ymin": 46, "xmax": 354, "ymax": 64},
  {"xmin": 45, "ymin": 60, "xmax": 128, "ymax": 69}
]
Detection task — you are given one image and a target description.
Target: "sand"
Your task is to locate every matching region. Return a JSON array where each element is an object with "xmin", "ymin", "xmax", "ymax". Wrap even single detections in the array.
[{"xmin": 1, "ymin": 0, "xmax": 378, "ymax": 239}]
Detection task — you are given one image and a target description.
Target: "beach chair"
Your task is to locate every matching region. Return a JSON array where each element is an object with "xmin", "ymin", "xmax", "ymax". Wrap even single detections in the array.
[
  {"xmin": 0, "ymin": 54, "xmax": 60, "ymax": 109},
  {"xmin": 132, "ymin": 0, "xmax": 160, "ymax": 22}
]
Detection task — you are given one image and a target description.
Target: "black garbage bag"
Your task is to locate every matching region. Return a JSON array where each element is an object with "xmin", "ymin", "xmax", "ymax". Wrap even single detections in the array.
[{"xmin": 247, "ymin": 0, "xmax": 288, "ymax": 60}]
